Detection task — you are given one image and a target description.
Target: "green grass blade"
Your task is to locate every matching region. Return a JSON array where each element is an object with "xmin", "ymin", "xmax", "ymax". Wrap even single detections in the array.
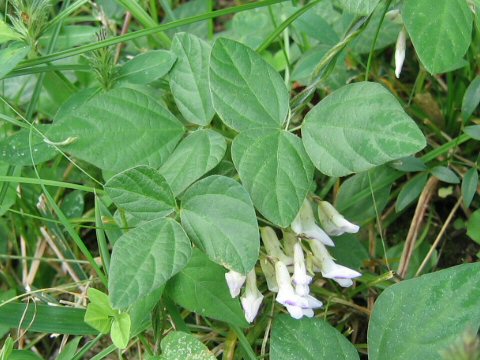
[
  {"xmin": 15, "ymin": 0, "xmax": 287, "ymax": 70},
  {"xmin": 0, "ymin": 303, "xmax": 98, "ymax": 335}
]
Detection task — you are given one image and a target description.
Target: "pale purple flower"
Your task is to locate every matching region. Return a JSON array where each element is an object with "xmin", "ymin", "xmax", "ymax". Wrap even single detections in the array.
[
  {"xmin": 308, "ymin": 239, "xmax": 361, "ymax": 288},
  {"xmin": 317, "ymin": 201, "xmax": 359, "ymax": 236},
  {"xmin": 240, "ymin": 270, "xmax": 263, "ymax": 323},
  {"xmin": 292, "ymin": 243, "xmax": 312, "ymax": 296},
  {"xmin": 275, "ymin": 261, "xmax": 322, "ymax": 319},
  {"xmin": 291, "ymin": 199, "xmax": 335, "ymax": 247},
  {"xmin": 225, "ymin": 270, "xmax": 246, "ymax": 298}
]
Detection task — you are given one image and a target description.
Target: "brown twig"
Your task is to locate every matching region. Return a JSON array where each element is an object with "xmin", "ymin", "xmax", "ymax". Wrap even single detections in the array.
[
  {"xmin": 115, "ymin": 12, "xmax": 132, "ymax": 64},
  {"xmin": 397, "ymin": 176, "xmax": 438, "ymax": 278},
  {"xmin": 415, "ymin": 196, "xmax": 463, "ymax": 276}
]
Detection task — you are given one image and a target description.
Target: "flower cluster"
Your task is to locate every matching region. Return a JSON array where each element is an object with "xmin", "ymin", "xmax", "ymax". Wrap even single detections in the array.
[{"xmin": 225, "ymin": 199, "xmax": 361, "ymax": 322}]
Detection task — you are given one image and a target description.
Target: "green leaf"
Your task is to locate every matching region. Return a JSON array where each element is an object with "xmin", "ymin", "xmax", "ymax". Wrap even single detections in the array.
[
  {"xmin": 105, "ymin": 165, "xmax": 176, "ymax": 222},
  {"xmin": 209, "ymin": 38, "xmax": 289, "ymax": 131},
  {"xmin": 159, "ymin": 129, "xmax": 227, "ymax": 196},
  {"xmin": 462, "ymin": 168, "xmax": 478, "ymax": 208},
  {"xmin": 0, "ymin": 42, "xmax": 30, "ymax": 79},
  {"xmin": 368, "ymin": 263, "xmax": 480, "ymax": 360},
  {"xmin": 117, "ymin": 50, "xmax": 176, "ymax": 85},
  {"xmin": 46, "ymin": 87, "xmax": 185, "ymax": 173},
  {"xmin": 0, "ymin": 20, "xmax": 22, "ymax": 44},
  {"xmin": 467, "ymin": 209, "xmax": 480, "ymax": 244},
  {"xmin": 111, "ymin": 313, "xmax": 131, "ymax": 349},
  {"xmin": 0, "ymin": 302, "xmax": 97, "ymax": 335},
  {"xmin": 180, "ymin": 175, "xmax": 259, "ymax": 273},
  {"xmin": 291, "ymin": 45, "xmax": 330, "ymax": 82},
  {"xmin": 337, "ymin": 0, "xmax": 380, "ymax": 15},
  {"xmin": 129, "ymin": 287, "xmax": 164, "ymax": 335},
  {"xmin": 0, "ymin": 127, "xmax": 57, "ymax": 166},
  {"xmin": 336, "ymin": 166, "xmax": 398, "ymax": 223},
  {"xmin": 329, "ymin": 234, "xmax": 369, "ymax": 270},
  {"xmin": 465, "ymin": 125, "xmax": 480, "ymax": 140},
  {"xmin": 164, "ymin": 0, "xmax": 209, "ymax": 39},
  {"xmin": 396, "ymin": 173, "xmax": 429, "ymax": 212},
  {"xmin": 160, "ymin": 331, "xmax": 216, "ymax": 360},
  {"xmin": 302, "ymin": 82, "xmax": 426, "ymax": 177},
  {"xmin": 84, "ymin": 289, "xmax": 115, "ymax": 334},
  {"xmin": 8, "ymin": 350, "xmax": 43, "ymax": 360},
  {"xmin": 403, "ymin": 0, "xmax": 473, "ymax": 74},
  {"xmin": 232, "ymin": 128, "xmax": 314, "ymax": 227},
  {"xmin": 270, "ymin": 315, "xmax": 359, "ymax": 360},
  {"xmin": 462, "ymin": 76, "xmax": 480, "ymax": 121},
  {"xmin": 109, "ymin": 218, "xmax": 192, "ymax": 309},
  {"xmin": 389, "ymin": 156, "xmax": 427, "ymax": 172},
  {"xmin": 431, "ymin": 166, "xmax": 460, "ymax": 184},
  {"xmin": 166, "ymin": 249, "xmax": 249, "ymax": 327},
  {"xmin": 170, "ymin": 33, "xmax": 214, "ymax": 126},
  {"xmin": 56, "ymin": 337, "xmax": 81, "ymax": 360},
  {"xmin": 0, "ymin": 337, "xmax": 13, "ymax": 360},
  {"xmin": 0, "ymin": 165, "xmax": 19, "ymax": 217},
  {"xmin": 61, "ymin": 190, "xmax": 85, "ymax": 219}
]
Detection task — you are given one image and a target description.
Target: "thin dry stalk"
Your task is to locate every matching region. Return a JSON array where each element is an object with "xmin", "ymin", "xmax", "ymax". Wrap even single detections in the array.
[
  {"xmin": 415, "ymin": 196, "xmax": 463, "ymax": 276},
  {"xmin": 398, "ymin": 177, "xmax": 438, "ymax": 278}
]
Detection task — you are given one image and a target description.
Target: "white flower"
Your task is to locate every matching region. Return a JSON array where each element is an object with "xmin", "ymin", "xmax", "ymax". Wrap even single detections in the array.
[
  {"xmin": 291, "ymin": 199, "xmax": 335, "ymax": 247},
  {"xmin": 308, "ymin": 239, "xmax": 361, "ymax": 288},
  {"xmin": 225, "ymin": 270, "xmax": 246, "ymax": 298},
  {"xmin": 240, "ymin": 270, "xmax": 263, "ymax": 323},
  {"xmin": 292, "ymin": 243, "xmax": 312, "ymax": 296},
  {"xmin": 317, "ymin": 201, "xmax": 359, "ymax": 236},
  {"xmin": 260, "ymin": 226, "xmax": 293, "ymax": 265},
  {"xmin": 395, "ymin": 27, "xmax": 407, "ymax": 79},
  {"xmin": 275, "ymin": 261, "xmax": 322, "ymax": 319}
]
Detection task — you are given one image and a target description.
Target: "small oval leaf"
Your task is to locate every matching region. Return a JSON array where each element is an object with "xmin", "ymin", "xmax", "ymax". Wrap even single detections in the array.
[
  {"xmin": 116, "ymin": 50, "xmax": 176, "ymax": 84},
  {"xmin": 462, "ymin": 168, "xmax": 478, "ymax": 208}
]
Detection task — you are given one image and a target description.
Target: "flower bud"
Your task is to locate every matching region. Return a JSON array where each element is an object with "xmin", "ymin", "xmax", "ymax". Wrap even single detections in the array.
[
  {"xmin": 260, "ymin": 226, "xmax": 293, "ymax": 265},
  {"xmin": 395, "ymin": 27, "xmax": 407, "ymax": 79},
  {"xmin": 317, "ymin": 201, "xmax": 359, "ymax": 236}
]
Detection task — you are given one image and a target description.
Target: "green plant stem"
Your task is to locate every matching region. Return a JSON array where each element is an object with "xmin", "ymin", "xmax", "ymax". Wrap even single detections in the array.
[
  {"xmin": 159, "ymin": 0, "xmax": 176, "ymax": 21},
  {"xmin": 95, "ymin": 195, "xmax": 111, "ymax": 275},
  {"xmin": 15, "ymin": 0, "xmax": 288, "ymax": 70},
  {"xmin": 290, "ymin": 15, "xmax": 371, "ymax": 115},
  {"xmin": 365, "ymin": 0, "xmax": 392, "ymax": 81},
  {"xmin": 44, "ymin": 0, "xmax": 89, "ymax": 33},
  {"xmin": 231, "ymin": 325, "xmax": 257, "ymax": 360},
  {"xmin": 72, "ymin": 334, "xmax": 104, "ymax": 360},
  {"xmin": 256, "ymin": 0, "xmax": 321, "ymax": 53},
  {"xmin": 116, "ymin": 0, "xmax": 170, "ymax": 47},
  {"xmin": 6, "ymin": 64, "xmax": 90, "ymax": 79}
]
